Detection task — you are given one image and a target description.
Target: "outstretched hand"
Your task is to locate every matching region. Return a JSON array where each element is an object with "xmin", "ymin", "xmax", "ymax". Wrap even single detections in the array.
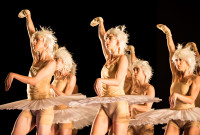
[
  {"xmin": 94, "ymin": 78, "xmax": 103, "ymax": 97},
  {"xmin": 5, "ymin": 72, "xmax": 14, "ymax": 91},
  {"xmin": 90, "ymin": 17, "xmax": 103, "ymax": 27}
]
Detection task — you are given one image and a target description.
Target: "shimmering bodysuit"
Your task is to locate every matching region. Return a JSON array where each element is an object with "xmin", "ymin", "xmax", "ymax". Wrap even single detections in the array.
[
  {"xmin": 168, "ymin": 80, "xmax": 200, "ymax": 129},
  {"xmin": 98, "ymin": 57, "xmax": 130, "ymax": 124},
  {"xmin": 52, "ymin": 79, "xmax": 74, "ymax": 129},
  {"xmin": 127, "ymin": 85, "xmax": 154, "ymax": 135},
  {"xmin": 21, "ymin": 61, "xmax": 54, "ymax": 125}
]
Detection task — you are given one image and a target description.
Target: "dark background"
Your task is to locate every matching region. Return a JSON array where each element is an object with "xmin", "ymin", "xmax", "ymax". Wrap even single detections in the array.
[{"xmin": 0, "ymin": 0, "xmax": 200, "ymax": 134}]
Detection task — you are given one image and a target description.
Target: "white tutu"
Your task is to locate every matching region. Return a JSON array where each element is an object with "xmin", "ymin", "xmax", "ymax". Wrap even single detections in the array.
[
  {"xmin": 53, "ymin": 104, "xmax": 100, "ymax": 129},
  {"xmin": 68, "ymin": 95, "xmax": 162, "ymax": 107},
  {"xmin": 0, "ymin": 93, "xmax": 86, "ymax": 110},
  {"xmin": 129, "ymin": 107, "xmax": 200, "ymax": 126}
]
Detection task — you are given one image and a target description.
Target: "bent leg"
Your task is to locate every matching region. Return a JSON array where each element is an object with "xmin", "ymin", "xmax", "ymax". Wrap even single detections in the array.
[
  {"xmin": 90, "ymin": 114, "xmax": 111, "ymax": 135},
  {"xmin": 11, "ymin": 110, "xmax": 35, "ymax": 135},
  {"xmin": 164, "ymin": 120, "xmax": 180, "ymax": 135},
  {"xmin": 36, "ymin": 107, "xmax": 54, "ymax": 135}
]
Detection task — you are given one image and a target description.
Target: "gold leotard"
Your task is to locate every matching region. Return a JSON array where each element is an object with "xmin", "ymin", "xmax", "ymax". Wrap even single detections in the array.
[
  {"xmin": 168, "ymin": 80, "xmax": 200, "ymax": 130},
  {"xmin": 98, "ymin": 57, "xmax": 130, "ymax": 124},
  {"xmin": 127, "ymin": 85, "xmax": 154, "ymax": 135},
  {"xmin": 52, "ymin": 79, "xmax": 74, "ymax": 129},
  {"xmin": 21, "ymin": 61, "xmax": 54, "ymax": 125}
]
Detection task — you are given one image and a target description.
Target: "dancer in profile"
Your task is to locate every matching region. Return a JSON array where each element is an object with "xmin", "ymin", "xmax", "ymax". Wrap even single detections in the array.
[
  {"xmin": 131, "ymin": 24, "xmax": 200, "ymax": 135},
  {"xmin": 88, "ymin": 17, "xmax": 162, "ymax": 135},
  {"xmin": 1, "ymin": 9, "xmax": 84, "ymax": 135}
]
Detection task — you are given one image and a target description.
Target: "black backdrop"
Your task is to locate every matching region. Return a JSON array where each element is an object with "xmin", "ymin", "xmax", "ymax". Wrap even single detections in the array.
[{"xmin": 1, "ymin": 1, "xmax": 200, "ymax": 134}]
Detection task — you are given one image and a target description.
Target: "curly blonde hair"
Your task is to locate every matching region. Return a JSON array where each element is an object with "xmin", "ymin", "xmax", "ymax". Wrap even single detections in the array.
[
  {"xmin": 31, "ymin": 26, "xmax": 57, "ymax": 56},
  {"xmin": 132, "ymin": 59, "xmax": 153, "ymax": 83},
  {"xmin": 172, "ymin": 44, "xmax": 196, "ymax": 73},
  {"xmin": 55, "ymin": 47, "xmax": 77, "ymax": 75},
  {"xmin": 105, "ymin": 25, "xmax": 129, "ymax": 54}
]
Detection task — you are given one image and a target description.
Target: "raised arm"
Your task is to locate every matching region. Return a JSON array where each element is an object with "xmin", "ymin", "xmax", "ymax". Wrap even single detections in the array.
[
  {"xmin": 126, "ymin": 45, "xmax": 137, "ymax": 64},
  {"xmin": 18, "ymin": 9, "xmax": 38, "ymax": 62},
  {"xmin": 157, "ymin": 24, "xmax": 177, "ymax": 78},
  {"xmin": 90, "ymin": 17, "xmax": 110, "ymax": 60},
  {"xmin": 5, "ymin": 60, "xmax": 56, "ymax": 91},
  {"xmin": 185, "ymin": 42, "xmax": 200, "ymax": 57}
]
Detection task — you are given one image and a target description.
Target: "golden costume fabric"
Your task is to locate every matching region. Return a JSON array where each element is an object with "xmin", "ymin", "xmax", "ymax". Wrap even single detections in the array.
[
  {"xmin": 128, "ymin": 84, "xmax": 154, "ymax": 135},
  {"xmin": 98, "ymin": 56, "xmax": 130, "ymax": 124},
  {"xmin": 167, "ymin": 80, "xmax": 200, "ymax": 129},
  {"xmin": 27, "ymin": 61, "xmax": 53, "ymax": 100}
]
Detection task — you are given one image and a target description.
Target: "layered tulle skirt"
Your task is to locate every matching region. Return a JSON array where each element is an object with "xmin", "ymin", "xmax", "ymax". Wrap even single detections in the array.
[
  {"xmin": 68, "ymin": 95, "xmax": 162, "ymax": 107},
  {"xmin": 129, "ymin": 107, "xmax": 200, "ymax": 126},
  {"xmin": 0, "ymin": 93, "xmax": 86, "ymax": 110},
  {"xmin": 53, "ymin": 104, "xmax": 100, "ymax": 129}
]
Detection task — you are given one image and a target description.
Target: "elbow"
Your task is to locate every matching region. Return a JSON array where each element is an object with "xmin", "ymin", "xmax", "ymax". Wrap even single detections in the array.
[
  {"xmin": 29, "ymin": 78, "xmax": 38, "ymax": 85},
  {"xmin": 189, "ymin": 99, "xmax": 195, "ymax": 104}
]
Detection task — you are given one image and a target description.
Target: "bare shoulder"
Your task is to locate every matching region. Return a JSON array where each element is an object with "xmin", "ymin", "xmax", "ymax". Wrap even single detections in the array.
[
  {"xmin": 144, "ymin": 83, "xmax": 155, "ymax": 97},
  {"xmin": 192, "ymin": 74, "xmax": 200, "ymax": 83},
  {"xmin": 68, "ymin": 73, "xmax": 76, "ymax": 80}
]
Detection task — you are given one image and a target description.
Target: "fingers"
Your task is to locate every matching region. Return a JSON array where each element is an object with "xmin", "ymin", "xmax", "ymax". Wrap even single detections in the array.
[{"xmin": 90, "ymin": 17, "xmax": 103, "ymax": 27}]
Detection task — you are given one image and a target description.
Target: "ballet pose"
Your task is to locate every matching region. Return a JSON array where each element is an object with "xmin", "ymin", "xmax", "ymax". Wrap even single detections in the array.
[
  {"xmin": 5, "ymin": 9, "xmax": 58, "ymax": 135},
  {"xmin": 90, "ymin": 16, "xmax": 131, "ymax": 135},
  {"xmin": 131, "ymin": 24, "xmax": 200, "ymax": 135},
  {"xmin": 49, "ymin": 46, "xmax": 77, "ymax": 135},
  {"xmin": 2, "ymin": 9, "xmax": 84, "ymax": 135}
]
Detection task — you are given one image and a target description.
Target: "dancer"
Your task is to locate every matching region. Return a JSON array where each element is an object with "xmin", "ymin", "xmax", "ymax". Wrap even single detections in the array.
[
  {"xmin": 2, "ymin": 9, "xmax": 84, "ymax": 135},
  {"xmin": 90, "ymin": 16, "xmax": 131, "ymax": 135},
  {"xmin": 127, "ymin": 58, "xmax": 155, "ymax": 135},
  {"xmin": 131, "ymin": 24, "xmax": 200, "ymax": 135},
  {"xmin": 50, "ymin": 46, "xmax": 77, "ymax": 135}
]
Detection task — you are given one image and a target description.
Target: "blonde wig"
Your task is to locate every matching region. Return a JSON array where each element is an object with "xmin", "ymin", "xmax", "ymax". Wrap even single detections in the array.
[
  {"xmin": 105, "ymin": 25, "xmax": 129, "ymax": 54},
  {"xmin": 55, "ymin": 47, "xmax": 77, "ymax": 75},
  {"xmin": 172, "ymin": 44, "xmax": 196, "ymax": 73},
  {"xmin": 132, "ymin": 59, "xmax": 153, "ymax": 83},
  {"xmin": 31, "ymin": 26, "xmax": 57, "ymax": 56}
]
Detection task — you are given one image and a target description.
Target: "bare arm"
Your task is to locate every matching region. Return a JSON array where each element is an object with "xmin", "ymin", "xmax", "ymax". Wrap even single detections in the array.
[
  {"xmin": 169, "ymin": 76, "xmax": 200, "ymax": 108},
  {"xmin": 5, "ymin": 60, "xmax": 56, "ymax": 91},
  {"xmin": 91, "ymin": 17, "xmax": 110, "ymax": 60},
  {"xmin": 94, "ymin": 55, "xmax": 128, "ymax": 96},
  {"xmin": 130, "ymin": 85, "xmax": 155, "ymax": 112},
  {"xmin": 126, "ymin": 45, "xmax": 136, "ymax": 64},
  {"xmin": 185, "ymin": 42, "xmax": 200, "ymax": 57},
  {"xmin": 19, "ymin": 9, "xmax": 38, "ymax": 63},
  {"xmin": 157, "ymin": 24, "xmax": 177, "ymax": 78}
]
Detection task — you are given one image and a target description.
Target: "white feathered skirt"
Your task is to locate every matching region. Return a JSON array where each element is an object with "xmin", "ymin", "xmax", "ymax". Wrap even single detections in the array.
[
  {"xmin": 0, "ymin": 93, "xmax": 86, "ymax": 110},
  {"xmin": 129, "ymin": 107, "xmax": 200, "ymax": 126}
]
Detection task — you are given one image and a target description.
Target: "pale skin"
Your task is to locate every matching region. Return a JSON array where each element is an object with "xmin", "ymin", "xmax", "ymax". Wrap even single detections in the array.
[
  {"xmin": 50, "ymin": 58, "xmax": 77, "ymax": 135},
  {"xmin": 90, "ymin": 17, "xmax": 129, "ymax": 135},
  {"xmin": 129, "ymin": 66, "xmax": 155, "ymax": 117},
  {"xmin": 157, "ymin": 24, "xmax": 200, "ymax": 135},
  {"xmin": 5, "ymin": 9, "xmax": 57, "ymax": 135}
]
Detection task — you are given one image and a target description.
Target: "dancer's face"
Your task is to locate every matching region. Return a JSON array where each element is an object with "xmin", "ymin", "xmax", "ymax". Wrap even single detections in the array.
[
  {"xmin": 32, "ymin": 35, "xmax": 46, "ymax": 52},
  {"xmin": 55, "ymin": 57, "xmax": 65, "ymax": 71},
  {"xmin": 174, "ymin": 58, "xmax": 189, "ymax": 72},
  {"xmin": 105, "ymin": 34, "xmax": 119, "ymax": 51},
  {"xmin": 133, "ymin": 66, "xmax": 145, "ymax": 81}
]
